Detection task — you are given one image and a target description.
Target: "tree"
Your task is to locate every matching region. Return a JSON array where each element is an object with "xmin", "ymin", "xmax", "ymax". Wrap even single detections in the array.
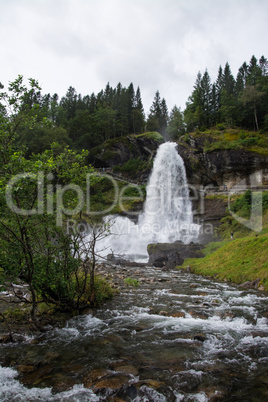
[
  {"xmin": 59, "ymin": 86, "xmax": 77, "ymax": 120},
  {"xmin": 184, "ymin": 70, "xmax": 212, "ymax": 130},
  {"xmin": 132, "ymin": 87, "xmax": 145, "ymax": 134},
  {"xmin": 166, "ymin": 106, "xmax": 185, "ymax": 140},
  {"xmin": 0, "ymin": 77, "xmax": 110, "ymax": 330},
  {"xmin": 220, "ymin": 63, "xmax": 236, "ymax": 126},
  {"xmin": 146, "ymin": 90, "xmax": 168, "ymax": 135},
  {"xmin": 239, "ymin": 85, "xmax": 265, "ymax": 130}
]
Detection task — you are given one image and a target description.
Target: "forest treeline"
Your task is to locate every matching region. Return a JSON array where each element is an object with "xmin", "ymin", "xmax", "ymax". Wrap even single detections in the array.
[{"xmin": 1, "ymin": 54, "xmax": 267, "ymax": 157}]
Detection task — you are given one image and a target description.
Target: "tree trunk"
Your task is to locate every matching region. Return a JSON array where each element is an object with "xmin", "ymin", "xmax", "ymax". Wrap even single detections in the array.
[
  {"xmin": 254, "ymin": 103, "xmax": 259, "ymax": 131},
  {"xmin": 29, "ymin": 284, "xmax": 46, "ymax": 332}
]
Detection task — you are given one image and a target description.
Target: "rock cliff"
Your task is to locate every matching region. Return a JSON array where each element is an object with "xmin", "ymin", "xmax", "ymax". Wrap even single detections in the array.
[
  {"xmin": 177, "ymin": 135, "xmax": 267, "ymax": 188},
  {"xmin": 88, "ymin": 132, "xmax": 164, "ymax": 182}
]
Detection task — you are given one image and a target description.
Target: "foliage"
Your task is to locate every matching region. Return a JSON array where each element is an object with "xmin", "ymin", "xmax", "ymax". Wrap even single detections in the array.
[
  {"xmin": 136, "ymin": 131, "xmax": 164, "ymax": 143},
  {"xmin": 187, "ymin": 128, "xmax": 268, "ymax": 155},
  {"xmin": 1, "ymin": 55, "xmax": 268, "ymax": 156},
  {"xmin": 181, "ymin": 235, "xmax": 268, "ymax": 291},
  {"xmin": 124, "ymin": 277, "xmax": 140, "ymax": 287},
  {"xmin": 114, "ymin": 158, "xmax": 147, "ymax": 175},
  {"xmin": 146, "ymin": 91, "xmax": 168, "ymax": 136},
  {"xmin": 184, "ymin": 55, "xmax": 268, "ymax": 132},
  {"xmin": 0, "ymin": 77, "xmax": 113, "ymax": 330},
  {"xmin": 180, "ymin": 190, "xmax": 268, "ymax": 291},
  {"xmin": 219, "ymin": 191, "xmax": 268, "ymax": 239}
]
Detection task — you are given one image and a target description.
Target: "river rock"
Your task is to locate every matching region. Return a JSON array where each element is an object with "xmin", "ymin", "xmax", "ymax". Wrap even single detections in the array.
[
  {"xmin": 115, "ymin": 365, "xmax": 139, "ymax": 376},
  {"xmin": 193, "ymin": 334, "xmax": 207, "ymax": 342},
  {"xmin": 16, "ymin": 364, "xmax": 35, "ymax": 373},
  {"xmin": 83, "ymin": 368, "xmax": 114, "ymax": 388},
  {"xmin": 147, "ymin": 241, "xmax": 203, "ymax": 268},
  {"xmin": 239, "ymin": 278, "xmax": 261, "ymax": 289},
  {"xmin": 93, "ymin": 373, "xmax": 133, "ymax": 396}
]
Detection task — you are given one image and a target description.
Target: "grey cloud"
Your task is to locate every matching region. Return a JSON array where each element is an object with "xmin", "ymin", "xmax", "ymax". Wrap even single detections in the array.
[{"xmin": 0, "ymin": 0, "xmax": 268, "ymax": 112}]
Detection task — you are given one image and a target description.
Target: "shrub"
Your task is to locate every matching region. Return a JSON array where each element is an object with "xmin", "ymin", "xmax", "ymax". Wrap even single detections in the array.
[{"xmin": 124, "ymin": 277, "xmax": 140, "ymax": 287}]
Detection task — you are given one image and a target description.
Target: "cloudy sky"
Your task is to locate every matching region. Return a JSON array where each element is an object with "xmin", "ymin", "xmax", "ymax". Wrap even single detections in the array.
[{"xmin": 0, "ymin": 0, "xmax": 267, "ymax": 114}]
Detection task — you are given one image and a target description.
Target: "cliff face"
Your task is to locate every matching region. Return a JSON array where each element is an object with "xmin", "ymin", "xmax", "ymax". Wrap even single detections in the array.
[
  {"xmin": 177, "ymin": 136, "xmax": 268, "ymax": 188},
  {"xmin": 89, "ymin": 131, "xmax": 267, "ymax": 189},
  {"xmin": 88, "ymin": 133, "xmax": 164, "ymax": 168}
]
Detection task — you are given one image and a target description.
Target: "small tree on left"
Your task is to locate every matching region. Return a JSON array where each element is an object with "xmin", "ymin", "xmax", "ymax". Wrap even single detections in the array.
[{"xmin": 0, "ymin": 76, "xmax": 110, "ymax": 331}]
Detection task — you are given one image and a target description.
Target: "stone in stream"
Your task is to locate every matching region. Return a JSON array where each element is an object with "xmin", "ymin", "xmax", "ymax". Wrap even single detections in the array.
[
  {"xmin": 147, "ymin": 241, "xmax": 204, "ymax": 268},
  {"xmin": 193, "ymin": 334, "xmax": 207, "ymax": 342}
]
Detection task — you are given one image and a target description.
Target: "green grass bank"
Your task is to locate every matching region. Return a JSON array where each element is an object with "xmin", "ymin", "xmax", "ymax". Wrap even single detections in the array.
[{"xmin": 180, "ymin": 234, "xmax": 268, "ymax": 291}]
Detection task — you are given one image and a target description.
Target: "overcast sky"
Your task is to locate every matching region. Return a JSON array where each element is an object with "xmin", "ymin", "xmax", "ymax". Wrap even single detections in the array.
[{"xmin": 0, "ymin": 0, "xmax": 267, "ymax": 114}]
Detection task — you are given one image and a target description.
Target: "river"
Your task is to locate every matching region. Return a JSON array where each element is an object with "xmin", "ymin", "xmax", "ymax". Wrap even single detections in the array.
[{"xmin": 1, "ymin": 265, "xmax": 268, "ymax": 401}]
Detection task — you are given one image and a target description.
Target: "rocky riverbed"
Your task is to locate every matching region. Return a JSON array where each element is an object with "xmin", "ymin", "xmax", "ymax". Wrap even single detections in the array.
[{"xmin": 1, "ymin": 263, "xmax": 268, "ymax": 401}]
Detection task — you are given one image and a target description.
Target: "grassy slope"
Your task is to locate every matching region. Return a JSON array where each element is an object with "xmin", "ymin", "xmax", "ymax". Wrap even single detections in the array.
[
  {"xmin": 182, "ymin": 234, "xmax": 268, "ymax": 290},
  {"xmin": 181, "ymin": 208, "xmax": 268, "ymax": 291}
]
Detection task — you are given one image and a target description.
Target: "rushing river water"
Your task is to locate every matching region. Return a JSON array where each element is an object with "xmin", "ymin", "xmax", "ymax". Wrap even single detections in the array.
[{"xmin": 1, "ymin": 266, "xmax": 268, "ymax": 401}]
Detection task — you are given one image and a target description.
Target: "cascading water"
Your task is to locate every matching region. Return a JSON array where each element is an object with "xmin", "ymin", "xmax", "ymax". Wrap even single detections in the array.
[{"xmin": 98, "ymin": 142, "xmax": 200, "ymax": 261}]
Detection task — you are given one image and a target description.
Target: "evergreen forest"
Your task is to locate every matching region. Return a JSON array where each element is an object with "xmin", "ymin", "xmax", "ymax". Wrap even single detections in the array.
[{"xmin": 1, "ymin": 54, "xmax": 268, "ymax": 158}]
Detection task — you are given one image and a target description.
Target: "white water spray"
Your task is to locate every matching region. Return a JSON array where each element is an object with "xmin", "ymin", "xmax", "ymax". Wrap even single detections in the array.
[{"xmin": 98, "ymin": 142, "xmax": 200, "ymax": 261}]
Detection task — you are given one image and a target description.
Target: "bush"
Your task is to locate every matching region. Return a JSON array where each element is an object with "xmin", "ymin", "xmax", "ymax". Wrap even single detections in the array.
[{"xmin": 124, "ymin": 277, "xmax": 140, "ymax": 287}]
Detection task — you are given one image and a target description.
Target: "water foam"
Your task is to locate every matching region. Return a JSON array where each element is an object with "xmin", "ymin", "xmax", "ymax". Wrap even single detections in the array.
[{"xmin": 0, "ymin": 365, "xmax": 100, "ymax": 401}]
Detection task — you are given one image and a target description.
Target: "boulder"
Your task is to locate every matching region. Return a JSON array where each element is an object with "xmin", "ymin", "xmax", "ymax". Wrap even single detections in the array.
[{"xmin": 147, "ymin": 241, "xmax": 203, "ymax": 268}]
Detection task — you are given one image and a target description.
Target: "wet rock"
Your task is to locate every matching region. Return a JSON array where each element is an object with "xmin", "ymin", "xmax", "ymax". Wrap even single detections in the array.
[
  {"xmin": 239, "ymin": 278, "xmax": 261, "ymax": 289},
  {"xmin": 137, "ymin": 379, "xmax": 164, "ymax": 389},
  {"xmin": 185, "ymin": 265, "xmax": 193, "ymax": 273},
  {"xmin": 43, "ymin": 351, "xmax": 60, "ymax": 363},
  {"xmin": 147, "ymin": 241, "xmax": 203, "ymax": 267},
  {"xmin": 16, "ymin": 364, "xmax": 35, "ymax": 373},
  {"xmin": 20, "ymin": 364, "xmax": 54, "ymax": 386},
  {"xmin": 83, "ymin": 368, "xmax": 114, "ymax": 388},
  {"xmin": 172, "ymin": 312, "xmax": 186, "ymax": 318},
  {"xmin": 138, "ymin": 384, "xmax": 175, "ymax": 401},
  {"xmin": 115, "ymin": 365, "xmax": 139, "ymax": 376},
  {"xmin": 115, "ymin": 384, "xmax": 138, "ymax": 400},
  {"xmin": 193, "ymin": 334, "xmax": 207, "ymax": 342},
  {"xmin": 93, "ymin": 374, "xmax": 132, "ymax": 394},
  {"xmin": 51, "ymin": 373, "xmax": 77, "ymax": 393},
  {"xmin": 159, "ymin": 310, "xmax": 169, "ymax": 316},
  {"xmin": 172, "ymin": 370, "xmax": 202, "ymax": 392},
  {"xmin": 0, "ymin": 334, "xmax": 13, "ymax": 343},
  {"xmin": 189, "ymin": 310, "xmax": 209, "ymax": 320},
  {"xmin": 199, "ymin": 386, "xmax": 226, "ymax": 401}
]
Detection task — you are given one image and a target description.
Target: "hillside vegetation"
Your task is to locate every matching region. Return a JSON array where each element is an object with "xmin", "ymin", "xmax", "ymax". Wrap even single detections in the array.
[
  {"xmin": 181, "ymin": 192, "xmax": 268, "ymax": 291},
  {"xmin": 181, "ymin": 127, "xmax": 268, "ymax": 155}
]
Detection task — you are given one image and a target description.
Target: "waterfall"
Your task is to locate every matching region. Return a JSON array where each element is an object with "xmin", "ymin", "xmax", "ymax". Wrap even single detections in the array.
[{"xmin": 97, "ymin": 142, "xmax": 200, "ymax": 261}]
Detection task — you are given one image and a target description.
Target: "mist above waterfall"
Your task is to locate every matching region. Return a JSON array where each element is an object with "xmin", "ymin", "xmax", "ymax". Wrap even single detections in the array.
[{"xmin": 97, "ymin": 142, "xmax": 200, "ymax": 261}]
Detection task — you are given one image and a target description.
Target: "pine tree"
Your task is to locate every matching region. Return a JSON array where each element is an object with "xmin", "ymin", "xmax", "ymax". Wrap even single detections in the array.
[
  {"xmin": 133, "ymin": 87, "xmax": 145, "ymax": 133},
  {"xmin": 146, "ymin": 91, "xmax": 167, "ymax": 136},
  {"xmin": 166, "ymin": 105, "xmax": 185, "ymax": 140},
  {"xmin": 220, "ymin": 63, "xmax": 236, "ymax": 126}
]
